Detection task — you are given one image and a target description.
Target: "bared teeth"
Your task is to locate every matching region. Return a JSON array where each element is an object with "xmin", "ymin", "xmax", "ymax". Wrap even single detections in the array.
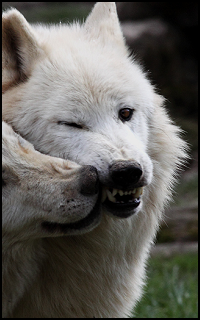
[
  {"xmin": 101, "ymin": 188, "xmax": 107, "ymax": 203},
  {"xmin": 106, "ymin": 189, "xmax": 116, "ymax": 203},
  {"xmin": 101, "ymin": 187, "xmax": 143, "ymax": 203},
  {"xmin": 134, "ymin": 187, "xmax": 143, "ymax": 198}
]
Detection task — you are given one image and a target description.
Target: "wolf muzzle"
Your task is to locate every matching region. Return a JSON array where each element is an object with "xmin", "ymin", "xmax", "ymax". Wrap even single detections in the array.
[
  {"xmin": 109, "ymin": 160, "xmax": 143, "ymax": 189},
  {"xmin": 80, "ymin": 165, "xmax": 99, "ymax": 196}
]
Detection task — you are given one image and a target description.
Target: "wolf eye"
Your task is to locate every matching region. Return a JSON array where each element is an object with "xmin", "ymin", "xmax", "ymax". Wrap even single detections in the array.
[
  {"xmin": 57, "ymin": 121, "xmax": 83, "ymax": 129},
  {"xmin": 119, "ymin": 108, "xmax": 134, "ymax": 122}
]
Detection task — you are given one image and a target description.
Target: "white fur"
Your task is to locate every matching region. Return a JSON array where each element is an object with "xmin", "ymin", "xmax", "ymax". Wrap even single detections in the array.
[
  {"xmin": 2, "ymin": 2, "xmax": 187, "ymax": 318},
  {"xmin": 2, "ymin": 121, "xmax": 100, "ymax": 317}
]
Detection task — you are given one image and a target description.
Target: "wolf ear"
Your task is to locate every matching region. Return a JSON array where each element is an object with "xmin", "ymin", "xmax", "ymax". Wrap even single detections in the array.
[
  {"xmin": 85, "ymin": 2, "xmax": 126, "ymax": 51},
  {"xmin": 2, "ymin": 9, "xmax": 43, "ymax": 92}
]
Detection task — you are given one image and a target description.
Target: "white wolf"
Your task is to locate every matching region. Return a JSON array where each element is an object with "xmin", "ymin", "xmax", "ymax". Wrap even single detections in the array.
[
  {"xmin": 2, "ymin": 2, "xmax": 187, "ymax": 318},
  {"xmin": 2, "ymin": 121, "xmax": 100, "ymax": 317}
]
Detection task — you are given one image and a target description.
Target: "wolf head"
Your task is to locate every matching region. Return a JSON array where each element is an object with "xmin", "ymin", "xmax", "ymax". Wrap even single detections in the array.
[{"xmin": 2, "ymin": 3, "xmax": 186, "ymax": 219}]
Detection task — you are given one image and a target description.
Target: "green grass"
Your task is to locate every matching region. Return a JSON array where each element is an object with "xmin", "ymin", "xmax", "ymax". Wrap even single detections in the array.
[{"xmin": 132, "ymin": 253, "xmax": 198, "ymax": 318}]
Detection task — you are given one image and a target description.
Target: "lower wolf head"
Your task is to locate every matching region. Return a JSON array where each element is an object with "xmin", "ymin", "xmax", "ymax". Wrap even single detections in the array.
[
  {"xmin": 2, "ymin": 121, "xmax": 101, "ymax": 238},
  {"xmin": 2, "ymin": 3, "xmax": 187, "ymax": 222}
]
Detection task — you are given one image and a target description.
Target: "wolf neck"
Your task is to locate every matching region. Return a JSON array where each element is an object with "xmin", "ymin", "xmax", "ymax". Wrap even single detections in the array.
[
  {"xmin": 3, "ymin": 239, "xmax": 44, "ymax": 318},
  {"xmin": 13, "ymin": 214, "xmax": 154, "ymax": 318}
]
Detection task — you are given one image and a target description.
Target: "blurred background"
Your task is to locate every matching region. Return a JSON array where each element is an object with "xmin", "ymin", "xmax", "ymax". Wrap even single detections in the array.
[{"xmin": 2, "ymin": 2, "xmax": 198, "ymax": 317}]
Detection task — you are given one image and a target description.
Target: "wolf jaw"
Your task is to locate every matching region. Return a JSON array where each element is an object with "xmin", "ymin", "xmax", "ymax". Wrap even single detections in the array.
[
  {"xmin": 41, "ymin": 191, "xmax": 102, "ymax": 235},
  {"xmin": 102, "ymin": 186, "xmax": 143, "ymax": 203},
  {"xmin": 101, "ymin": 186, "xmax": 143, "ymax": 217}
]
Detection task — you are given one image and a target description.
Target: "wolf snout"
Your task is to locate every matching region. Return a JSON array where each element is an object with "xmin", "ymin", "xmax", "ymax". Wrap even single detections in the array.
[
  {"xmin": 80, "ymin": 165, "xmax": 99, "ymax": 196},
  {"xmin": 109, "ymin": 161, "xmax": 143, "ymax": 189}
]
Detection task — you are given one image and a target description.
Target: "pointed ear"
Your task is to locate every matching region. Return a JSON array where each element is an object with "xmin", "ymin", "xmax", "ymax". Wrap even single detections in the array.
[
  {"xmin": 84, "ymin": 2, "xmax": 126, "ymax": 51},
  {"xmin": 2, "ymin": 9, "xmax": 43, "ymax": 93}
]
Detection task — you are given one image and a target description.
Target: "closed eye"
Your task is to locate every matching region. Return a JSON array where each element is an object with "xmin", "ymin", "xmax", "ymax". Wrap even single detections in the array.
[{"xmin": 57, "ymin": 121, "xmax": 83, "ymax": 129}]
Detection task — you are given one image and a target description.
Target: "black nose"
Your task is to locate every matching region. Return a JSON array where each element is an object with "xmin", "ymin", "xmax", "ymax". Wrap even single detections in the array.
[
  {"xmin": 109, "ymin": 161, "xmax": 142, "ymax": 189},
  {"xmin": 80, "ymin": 165, "xmax": 99, "ymax": 196}
]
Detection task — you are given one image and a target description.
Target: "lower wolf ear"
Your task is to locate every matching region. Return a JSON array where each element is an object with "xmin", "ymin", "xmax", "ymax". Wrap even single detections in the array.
[{"xmin": 2, "ymin": 9, "xmax": 43, "ymax": 92}]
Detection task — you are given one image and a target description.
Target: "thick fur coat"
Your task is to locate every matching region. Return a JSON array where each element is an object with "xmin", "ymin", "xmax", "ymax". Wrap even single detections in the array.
[{"xmin": 2, "ymin": 2, "xmax": 187, "ymax": 318}]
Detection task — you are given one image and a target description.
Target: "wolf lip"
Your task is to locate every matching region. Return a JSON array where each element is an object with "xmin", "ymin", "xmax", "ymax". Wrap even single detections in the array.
[
  {"xmin": 42, "ymin": 193, "xmax": 102, "ymax": 234},
  {"xmin": 102, "ymin": 186, "xmax": 143, "ymax": 218}
]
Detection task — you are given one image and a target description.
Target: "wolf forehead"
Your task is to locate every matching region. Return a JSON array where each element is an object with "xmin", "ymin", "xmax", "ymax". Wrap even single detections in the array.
[
  {"xmin": 35, "ymin": 27, "xmax": 154, "ymax": 106},
  {"xmin": 2, "ymin": 5, "xmax": 156, "ymax": 113}
]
